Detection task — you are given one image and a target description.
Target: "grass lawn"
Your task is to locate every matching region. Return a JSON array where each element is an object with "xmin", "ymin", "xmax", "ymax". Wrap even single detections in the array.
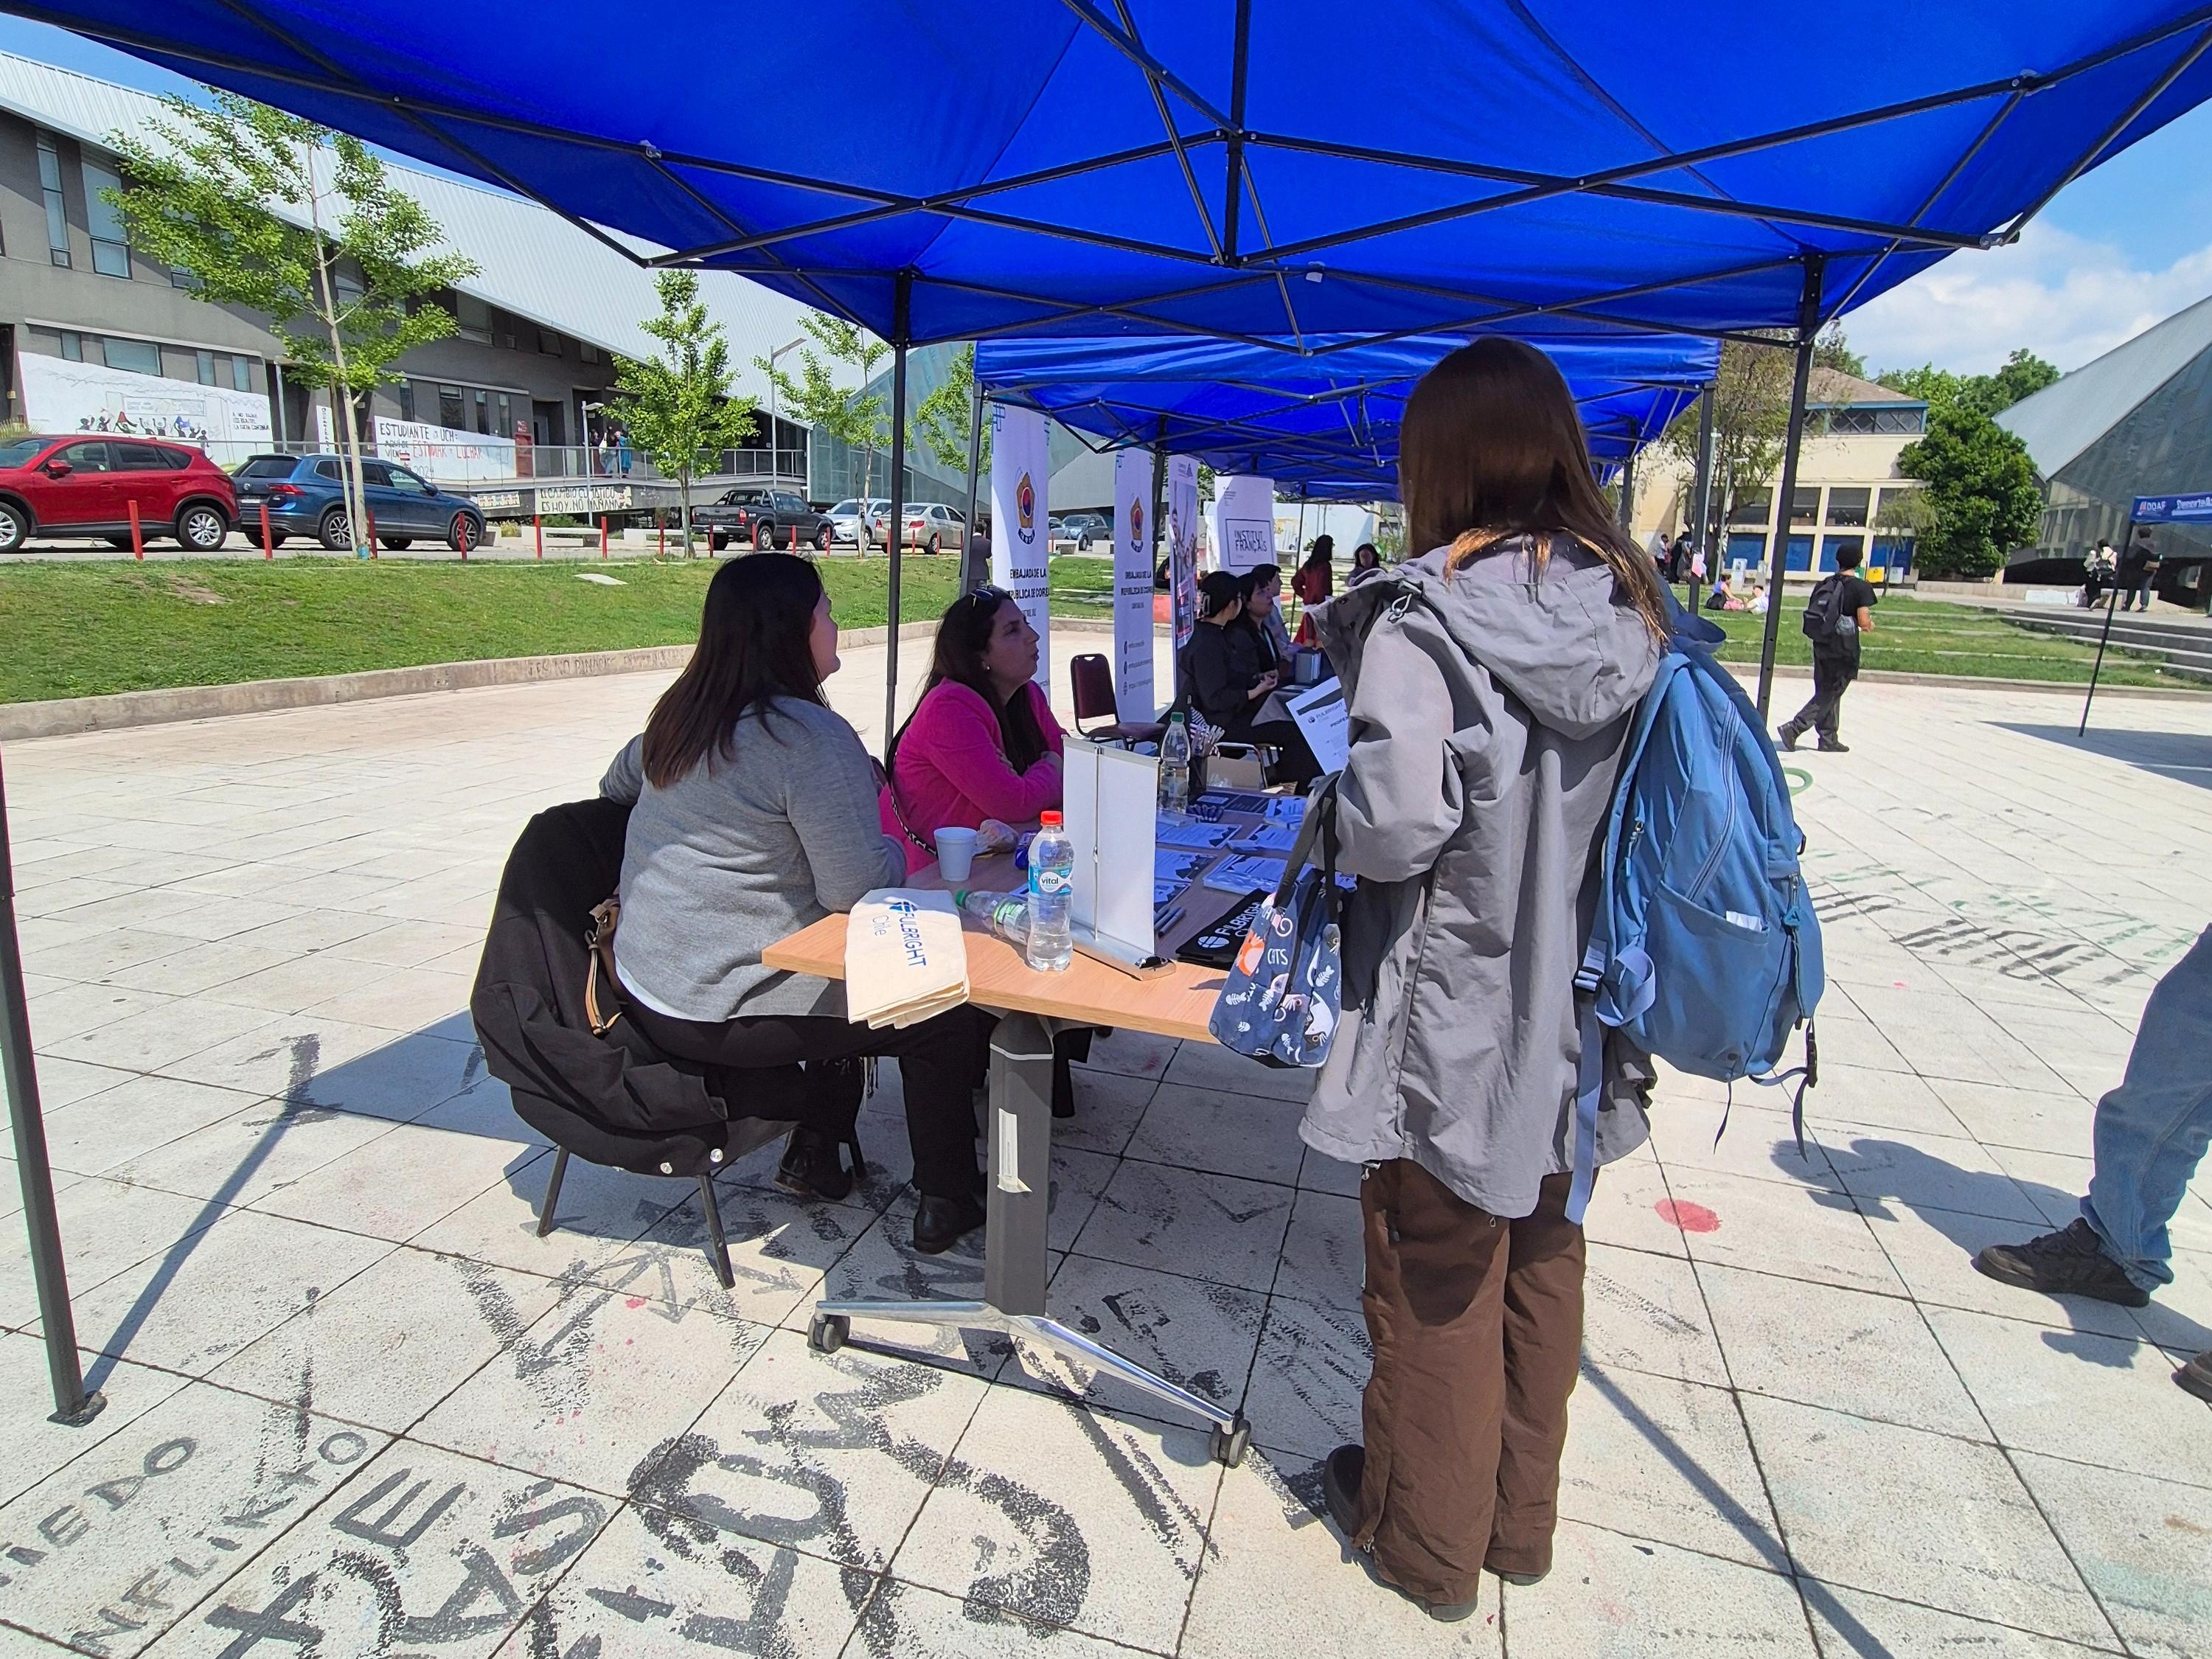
[
  {"xmin": 1688, "ymin": 589, "xmax": 2182, "ymax": 690},
  {"xmin": 1, "ymin": 554, "xmax": 2188, "ymax": 703},
  {"xmin": 0, "ymin": 554, "xmax": 1134, "ymax": 703}
]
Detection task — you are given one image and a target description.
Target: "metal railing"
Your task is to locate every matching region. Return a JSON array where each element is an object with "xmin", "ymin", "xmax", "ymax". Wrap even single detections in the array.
[{"xmin": 218, "ymin": 437, "xmax": 801, "ymax": 491}]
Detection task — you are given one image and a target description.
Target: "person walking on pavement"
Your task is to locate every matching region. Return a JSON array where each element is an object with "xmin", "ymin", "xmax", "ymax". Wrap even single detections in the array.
[
  {"xmin": 1777, "ymin": 545, "xmax": 1876, "ymax": 754},
  {"xmin": 2084, "ymin": 539, "xmax": 2118, "ymax": 608},
  {"xmin": 2118, "ymin": 528, "xmax": 2161, "ymax": 611},
  {"xmin": 1303, "ymin": 337, "xmax": 1664, "ymax": 1621},
  {"xmin": 1973, "ymin": 926, "xmax": 2212, "ymax": 1403}
]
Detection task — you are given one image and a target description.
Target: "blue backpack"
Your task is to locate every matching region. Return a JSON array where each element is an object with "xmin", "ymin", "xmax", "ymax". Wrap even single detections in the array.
[{"xmin": 1565, "ymin": 626, "xmax": 1824, "ymax": 1222}]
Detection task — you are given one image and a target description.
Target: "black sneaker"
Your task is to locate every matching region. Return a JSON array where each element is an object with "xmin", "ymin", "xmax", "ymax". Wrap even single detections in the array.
[
  {"xmin": 1817, "ymin": 740, "xmax": 1851, "ymax": 753},
  {"xmin": 1322, "ymin": 1445, "xmax": 1478, "ymax": 1623},
  {"xmin": 1776, "ymin": 727, "xmax": 1799, "ymax": 753},
  {"xmin": 1973, "ymin": 1217, "xmax": 2149, "ymax": 1307},
  {"xmin": 2176, "ymin": 1351, "xmax": 2212, "ymax": 1403}
]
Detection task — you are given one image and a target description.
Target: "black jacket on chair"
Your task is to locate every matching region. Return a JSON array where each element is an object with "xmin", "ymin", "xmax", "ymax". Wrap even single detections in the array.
[{"xmin": 470, "ymin": 796, "xmax": 796, "ymax": 1177}]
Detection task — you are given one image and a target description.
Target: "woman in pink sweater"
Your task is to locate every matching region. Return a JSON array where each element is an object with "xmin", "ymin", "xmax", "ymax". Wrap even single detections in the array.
[{"xmin": 882, "ymin": 586, "xmax": 1065, "ymax": 872}]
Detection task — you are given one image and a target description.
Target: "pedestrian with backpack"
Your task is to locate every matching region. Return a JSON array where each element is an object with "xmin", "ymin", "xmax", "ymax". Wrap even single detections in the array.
[
  {"xmin": 1778, "ymin": 545, "xmax": 1876, "ymax": 753},
  {"xmin": 1301, "ymin": 337, "xmax": 1669, "ymax": 1621}
]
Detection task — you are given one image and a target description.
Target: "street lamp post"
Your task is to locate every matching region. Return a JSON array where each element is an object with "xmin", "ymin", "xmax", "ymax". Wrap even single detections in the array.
[{"xmin": 768, "ymin": 337, "xmax": 804, "ymax": 488}]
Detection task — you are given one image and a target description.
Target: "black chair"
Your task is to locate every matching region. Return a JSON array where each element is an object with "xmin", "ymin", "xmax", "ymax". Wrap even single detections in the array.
[{"xmin": 1071, "ymin": 652, "xmax": 1164, "ymax": 747}]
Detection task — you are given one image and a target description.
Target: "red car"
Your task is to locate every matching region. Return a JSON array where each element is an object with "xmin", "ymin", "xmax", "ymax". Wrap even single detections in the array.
[{"xmin": 0, "ymin": 434, "xmax": 237, "ymax": 554}]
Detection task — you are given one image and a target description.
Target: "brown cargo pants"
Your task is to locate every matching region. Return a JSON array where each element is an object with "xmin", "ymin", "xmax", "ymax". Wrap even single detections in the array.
[{"xmin": 1349, "ymin": 1161, "xmax": 1587, "ymax": 1606}]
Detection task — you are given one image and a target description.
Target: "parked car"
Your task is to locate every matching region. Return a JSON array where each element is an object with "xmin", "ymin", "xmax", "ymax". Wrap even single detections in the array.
[
  {"xmin": 0, "ymin": 434, "xmax": 236, "ymax": 554},
  {"xmin": 232, "ymin": 453, "xmax": 484, "ymax": 553},
  {"xmin": 695, "ymin": 487, "xmax": 835, "ymax": 552},
  {"xmin": 825, "ymin": 497, "xmax": 891, "ymax": 549},
  {"xmin": 1050, "ymin": 510, "xmax": 1112, "ymax": 552},
  {"xmin": 892, "ymin": 501, "xmax": 968, "ymax": 554}
]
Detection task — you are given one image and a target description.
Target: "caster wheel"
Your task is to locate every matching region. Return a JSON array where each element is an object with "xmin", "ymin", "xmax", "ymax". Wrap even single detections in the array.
[
  {"xmin": 1209, "ymin": 1413, "xmax": 1251, "ymax": 1468},
  {"xmin": 808, "ymin": 1312, "xmax": 849, "ymax": 1354}
]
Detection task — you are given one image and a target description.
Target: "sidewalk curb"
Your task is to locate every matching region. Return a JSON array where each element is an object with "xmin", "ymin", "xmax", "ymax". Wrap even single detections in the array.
[
  {"xmin": 0, "ymin": 616, "xmax": 1124, "ymax": 742},
  {"xmin": 1738, "ymin": 664, "xmax": 2212, "ymax": 700}
]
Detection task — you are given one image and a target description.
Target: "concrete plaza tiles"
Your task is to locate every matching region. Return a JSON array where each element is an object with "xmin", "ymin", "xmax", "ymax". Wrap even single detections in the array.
[{"xmin": 1, "ymin": 652, "xmax": 2209, "ymax": 1655}]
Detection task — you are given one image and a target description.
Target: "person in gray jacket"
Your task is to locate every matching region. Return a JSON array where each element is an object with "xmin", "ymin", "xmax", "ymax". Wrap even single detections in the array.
[
  {"xmin": 1310, "ymin": 338, "xmax": 1666, "ymax": 1621},
  {"xmin": 599, "ymin": 554, "xmax": 987, "ymax": 1254}
]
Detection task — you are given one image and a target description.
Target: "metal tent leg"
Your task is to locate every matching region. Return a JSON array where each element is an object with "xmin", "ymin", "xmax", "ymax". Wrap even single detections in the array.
[
  {"xmin": 696, "ymin": 1172, "xmax": 735, "ymax": 1290},
  {"xmin": 535, "ymin": 1146, "xmax": 570, "ymax": 1237},
  {"xmin": 1756, "ymin": 255, "xmax": 1826, "ymax": 719}
]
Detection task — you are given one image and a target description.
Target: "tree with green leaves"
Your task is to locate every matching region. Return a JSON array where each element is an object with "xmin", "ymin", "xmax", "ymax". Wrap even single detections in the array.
[
  {"xmin": 1812, "ymin": 325, "xmax": 1865, "ymax": 379},
  {"xmin": 1875, "ymin": 349, "xmax": 2060, "ymax": 420},
  {"xmin": 1661, "ymin": 336, "xmax": 1795, "ymax": 548},
  {"xmin": 757, "ymin": 313, "xmax": 888, "ymax": 546},
  {"xmin": 612, "ymin": 271, "xmax": 758, "ymax": 557},
  {"xmin": 1896, "ymin": 403, "xmax": 2042, "ymax": 578},
  {"xmin": 914, "ymin": 344, "xmax": 988, "ymax": 479},
  {"xmin": 108, "ymin": 91, "xmax": 476, "ymax": 556}
]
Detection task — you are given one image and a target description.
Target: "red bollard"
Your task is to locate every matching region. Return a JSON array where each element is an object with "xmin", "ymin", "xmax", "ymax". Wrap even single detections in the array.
[
  {"xmin": 534, "ymin": 513, "xmax": 543, "ymax": 560},
  {"xmin": 657, "ymin": 515, "xmax": 665, "ymax": 558},
  {"xmin": 128, "ymin": 499, "xmax": 144, "ymax": 560},
  {"xmin": 600, "ymin": 516, "xmax": 608, "ymax": 557},
  {"xmin": 789, "ymin": 524, "xmax": 799, "ymax": 552},
  {"xmin": 366, "ymin": 507, "xmax": 378, "ymax": 558},
  {"xmin": 260, "ymin": 501, "xmax": 273, "ymax": 560}
]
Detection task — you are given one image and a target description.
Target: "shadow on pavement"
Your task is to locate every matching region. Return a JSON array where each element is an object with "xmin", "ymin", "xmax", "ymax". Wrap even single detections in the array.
[{"xmin": 1996, "ymin": 723, "xmax": 2212, "ymax": 793}]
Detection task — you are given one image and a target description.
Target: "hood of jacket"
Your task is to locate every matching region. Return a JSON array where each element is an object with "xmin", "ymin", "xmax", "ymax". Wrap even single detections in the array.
[{"xmin": 1315, "ymin": 536, "xmax": 1659, "ymax": 741}]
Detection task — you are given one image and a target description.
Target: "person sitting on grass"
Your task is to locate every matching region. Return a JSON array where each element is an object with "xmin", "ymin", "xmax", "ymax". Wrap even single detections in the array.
[{"xmin": 599, "ymin": 553, "xmax": 987, "ymax": 1255}]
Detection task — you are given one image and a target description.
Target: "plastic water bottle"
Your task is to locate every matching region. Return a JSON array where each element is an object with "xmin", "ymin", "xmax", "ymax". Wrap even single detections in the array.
[
  {"xmin": 956, "ymin": 888, "xmax": 1030, "ymax": 948},
  {"xmin": 1158, "ymin": 711, "xmax": 1192, "ymax": 815},
  {"xmin": 1025, "ymin": 810, "xmax": 1074, "ymax": 973}
]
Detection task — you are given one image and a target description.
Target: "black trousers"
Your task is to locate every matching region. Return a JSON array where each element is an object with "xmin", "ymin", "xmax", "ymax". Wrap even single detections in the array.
[
  {"xmin": 625, "ymin": 999, "xmax": 986, "ymax": 1200},
  {"xmin": 1782, "ymin": 647, "xmax": 1857, "ymax": 746}
]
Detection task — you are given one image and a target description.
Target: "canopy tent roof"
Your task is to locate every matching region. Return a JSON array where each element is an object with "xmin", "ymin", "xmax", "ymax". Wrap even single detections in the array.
[
  {"xmin": 978, "ymin": 332, "xmax": 1721, "ymax": 500},
  {"xmin": 12, "ymin": 2, "xmax": 2212, "ymax": 348}
]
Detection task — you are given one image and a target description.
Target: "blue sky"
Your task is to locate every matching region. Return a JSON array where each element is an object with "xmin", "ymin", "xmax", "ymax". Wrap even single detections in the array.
[{"xmin": 9, "ymin": 15, "xmax": 2212, "ymax": 378}]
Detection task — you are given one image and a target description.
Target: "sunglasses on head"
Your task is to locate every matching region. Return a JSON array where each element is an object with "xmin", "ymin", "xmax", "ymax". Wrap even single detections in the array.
[{"xmin": 969, "ymin": 584, "xmax": 1010, "ymax": 607}]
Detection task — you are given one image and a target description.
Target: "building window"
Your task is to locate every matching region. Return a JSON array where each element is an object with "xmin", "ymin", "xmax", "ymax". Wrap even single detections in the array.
[
  {"xmin": 474, "ymin": 388, "xmax": 490, "ymax": 435},
  {"xmin": 81, "ymin": 160, "xmax": 131, "ymax": 277},
  {"xmin": 538, "ymin": 329, "xmax": 563, "ymax": 357},
  {"xmin": 1820, "ymin": 534, "xmax": 1865, "ymax": 571},
  {"xmin": 58, "ymin": 330, "xmax": 83, "ymax": 362},
  {"xmin": 101, "ymin": 336, "xmax": 161, "ymax": 376},
  {"xmin": 1875, "ymin": 487, "xmax": 1921, "ymax": 529},
  {"xmin": 1877, "ymin": 408, "xmax": 1924, "ymax": 436},
  {"xmin": 196, "ymin": 350, "xmax": 217, "ymax": 386},
  {"xmin": 334, "ymin": 274, "xmax": 365, "ymax": 307},
  {"xmin": 1826, "ymin": 487, "xmax": 1870, "ymax": 526},
  {"xmin": 1728, "ymin": 490, "xmax": 1771, "ymax": 526},
  {"xmin": 438, "ymin": 385, "xmax": 466, "ymax": 430},
  {"xmin": 170, "ymin": 264, "xmax": 198, "ymax": 289},
  {"xmin": 455, "ymin": 293, "xmax": 493, "ymax": 344},
  {"xmin": 495, "ymin": 392, "xmax": 512, "ymax": 439},
  {"xmin": 1790, "ymin": 487, "xmax": 1819, "ymax": 524},
  {"xmin": 36, "ymin": 133, "xmax": 70, "ymax": 267},
  {"xmin": 397, "ymin": 381, "xmax": 415, "ymax": 422},
  {"xmin": 577, "ymin": 341, "xmax": 600, "ymax": 364},
  {"xmin": 232, "ymin": 356, "xmax": 251, "ymax": 393}
]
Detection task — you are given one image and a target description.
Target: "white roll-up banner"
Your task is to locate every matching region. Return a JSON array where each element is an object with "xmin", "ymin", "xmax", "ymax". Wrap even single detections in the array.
[
  {"xmin": 990, "ymin": 403, "xmax": 1051, "ymax": 691},
  {"xmin": 1113, "ymin": 448, "xmax": 1155, "ymax": 721},
  {"xmin": 1169, "ymin": 455, "xmax": 1199, "ymax": 650},
  {"xmin": 1214, "ymin": 473, "xmax": 1276, "ymax": 573}
]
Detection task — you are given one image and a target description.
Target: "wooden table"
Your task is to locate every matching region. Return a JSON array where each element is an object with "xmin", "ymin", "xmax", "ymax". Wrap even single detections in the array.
[{"xmin": 763, "ymin": 811, "xmax": 1287, "ymax": 1467}]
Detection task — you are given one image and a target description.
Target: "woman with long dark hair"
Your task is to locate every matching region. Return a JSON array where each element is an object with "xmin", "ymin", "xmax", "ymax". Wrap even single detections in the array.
[
  {"xmin": 599, "ymin": 554, "xmax": 986, "ymax": 1253},
  {"xmin": 882, "ymin": 586, "xmax": 1062, "ymax": 875},
  {"xmin": 1346, "ymin": 540, "xmax": 1385, "ymax": 586},
  {"xmin": 1293, "ymin": 535, "xmax": 1334, "ymax": 644},
  {"xmin": 1304, "ymin": 338, "xmax": 1666, "ymax": 1618}
]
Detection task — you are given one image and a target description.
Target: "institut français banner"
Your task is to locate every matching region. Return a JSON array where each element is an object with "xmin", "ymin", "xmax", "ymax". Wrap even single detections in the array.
[
  {"xmin": 990, "ymin": 403, "xmax": 1051, "ymax": 691},
  {"xmin": 1113, "ymin": 448, "xmax": 1155, "ymax": 722}
]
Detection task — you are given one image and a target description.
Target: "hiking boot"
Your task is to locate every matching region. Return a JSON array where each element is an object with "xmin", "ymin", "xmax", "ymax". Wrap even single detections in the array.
[
  {"xmin": 1322, "ymin": 1445, "xmax": 1479, "ymax": 1623},
  {"xmin": 1817, "ymin": 740, "xmax": 1851, "ymax": 753},
  {"xmin": 2176, "ymin": 1351, "xmax": 2212, "ymax": 1403},
  {"xmin": 1973, "ymin": 1217, "xmax": 2149, "ymax": 1307},
  {"xmin": 1776, "ymin": 726, "xmax": 1799, "ymax": 752}
]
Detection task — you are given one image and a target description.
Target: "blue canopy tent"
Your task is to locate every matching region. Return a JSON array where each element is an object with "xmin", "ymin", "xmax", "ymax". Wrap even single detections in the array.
[
  {"xmin": 10, "ymin": 0, "xmax": 2212, "ymax": 1419},
  {"xmin": 974, "ymin": 331, "xmax": 1722, "ymax": 501}
]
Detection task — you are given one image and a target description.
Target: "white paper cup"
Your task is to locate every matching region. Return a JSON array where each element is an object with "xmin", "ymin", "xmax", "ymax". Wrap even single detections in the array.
[{"xmin": 935, "ymin": 827, "xmax": 979, "ymax": 881}]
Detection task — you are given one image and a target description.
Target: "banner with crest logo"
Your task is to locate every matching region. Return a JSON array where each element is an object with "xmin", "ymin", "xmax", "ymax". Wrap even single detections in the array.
[
  {"xmin": 990, "ymin": 402, "xmax": 1051, "ymax": 691},
  {"xmin": 1113, "ymin": 448, "xmax": 1155, "ymax": 721}
]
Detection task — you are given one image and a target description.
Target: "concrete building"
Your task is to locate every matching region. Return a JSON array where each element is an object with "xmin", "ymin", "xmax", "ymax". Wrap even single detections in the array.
[
  {"xmin": 1998, "ymin": 292, "xmax": 2212, "ymax": 605},
  {"xmin": 0, "ymin": 50, "xmax": 816, "ymax": 495},
  {"xmin": 1632, "ymin": 367, "xmax": 1928, "ymax": 582}
]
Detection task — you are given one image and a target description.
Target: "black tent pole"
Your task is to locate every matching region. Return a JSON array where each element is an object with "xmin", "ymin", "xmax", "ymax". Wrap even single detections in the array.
[
  {"xmin": 0, "ymin": 745, "xmax": 104, "ymax": 1426},
  {"xmin": 961, "ymin": 368, "xmax": 987, "ymax": 591},
  {"xmin": 2079, "ymin": 508, "xmax": 2135, "ymax": 737},
  {"xmin": 883, "ymin": 273, "xmax": 911, "ymax": 758},
  {"xmin": 1756, "ymin": 254, "xmax": 1826, "ymax": 719}
]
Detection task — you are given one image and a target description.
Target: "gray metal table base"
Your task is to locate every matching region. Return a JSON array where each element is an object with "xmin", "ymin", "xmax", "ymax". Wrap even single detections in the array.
[{"xmin": 810, "ymin": 1012, "xmax": 1252, "ymax": 1467}]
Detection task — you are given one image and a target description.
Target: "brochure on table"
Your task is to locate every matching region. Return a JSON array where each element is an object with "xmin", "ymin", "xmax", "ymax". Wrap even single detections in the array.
[
  {"xmin": 1285, "ymin": 677, "xmax": 1350, "ymax": 774},
  {"xmin": 1061, "ymin": 737, "xmax": 1160, "ymax": 971}
]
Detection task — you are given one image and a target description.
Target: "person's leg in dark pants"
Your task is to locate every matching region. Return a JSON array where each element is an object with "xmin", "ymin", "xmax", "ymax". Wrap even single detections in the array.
[
  {"xmin": 1343, "ymin": 1157, "xmax": 1512, "ymax": 1615},
  {"xmin": 1246, "ymin": 717, "xmax": 1321, "ymax": 788},
  {"xmin": 1487, "ymin": 1172, "xmax": 1587, "ymax": 1582}
]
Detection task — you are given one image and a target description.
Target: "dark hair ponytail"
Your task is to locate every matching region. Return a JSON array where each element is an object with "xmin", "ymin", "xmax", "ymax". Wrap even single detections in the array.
[{"xmin": 642, "ymin": 553, "xmax": 827, "ymax": 787}]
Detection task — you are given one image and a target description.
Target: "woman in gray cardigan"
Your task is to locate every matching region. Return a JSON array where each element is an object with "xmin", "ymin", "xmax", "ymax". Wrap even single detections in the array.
[
  {"xmin": 599, "ymin": 554, "xmax": 986, "ymax": 1254},
  {"xmin": 1309, "ymin": 339, "xmax": 1666, "ymax": 1619}
]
